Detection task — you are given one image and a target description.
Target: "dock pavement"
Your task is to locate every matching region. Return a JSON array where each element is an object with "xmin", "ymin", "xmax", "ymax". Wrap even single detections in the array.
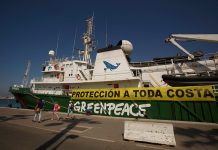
[{"xmin": 0, "ymin": 107, "xmax": 218, "ymax": 150}]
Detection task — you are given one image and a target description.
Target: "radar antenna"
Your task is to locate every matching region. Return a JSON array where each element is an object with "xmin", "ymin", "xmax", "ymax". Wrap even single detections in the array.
[{"xmin": 22, "ymin": 60, "xmax": 31, "ymax": 87}]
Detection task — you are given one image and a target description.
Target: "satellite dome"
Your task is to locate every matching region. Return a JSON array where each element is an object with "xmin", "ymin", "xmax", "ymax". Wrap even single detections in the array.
[
  {"xmin": 117, "ymin": 40, "xmax": 133, "ymax": 55},
  {"xmin": 48, "ymin": 50, "xmax": 55, "ymax": 57}
]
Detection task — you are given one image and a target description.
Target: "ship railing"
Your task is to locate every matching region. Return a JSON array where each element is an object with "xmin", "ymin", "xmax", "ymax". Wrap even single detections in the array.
[
  {"xmin": 62, "ymin": 89, "xmax": 73, "ymax": 96},
  {"xmin": 141, "ymin": 52, "xmax": 218, "ymax": 75},
  {"xmin": 33, "ymin": 88, "xmax": 63, "ymax": 95},
  {"xmin": 203, "ymin": 52, "xmax": 218, "ymax": 70},
  {"xmin": 11, "ymin": 84, "xmax": 32, "ymax": 89},
  {"xmin": 44, "ymin": 57, "xmax": 76, "ymax": 65},
  {"xmin": 32, "ymin": 78, "xmax": 61, "ymax": 83},
  {"xmin": 212, "ymin": 84, "xmax": 218, "ymax": 96},
  {"xmin": 31, "ymin": 78, "xmax": 43, "ymax": 82},
  {"xmin": 169, "ymin": 70, "xmax": 217, "ymax": 76},
  {"xmin": 12, "ymin": 84, "xmax": 24, "ymax": 88},
  {"xmin": 158, "ymin": 52, "xmax": 217, "ymax": 64},
  {"xmin": 33, "ymin": 88, "xmax": 73, "ymax": 96},
  {"xmin": 131, "ymin": 52, "xmax": 218, "ymax": 68},
  {"xmin": 10, "ymin": 84, "xmax": 24, "ymax": 91}
]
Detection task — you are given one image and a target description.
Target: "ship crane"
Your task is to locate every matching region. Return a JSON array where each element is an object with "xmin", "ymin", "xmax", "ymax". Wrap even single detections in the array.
[
  {"xmin": 165, "ymin": 34, "xmax": 218, "ymax": 60},
  {"xmin": 22, "ymin": 60, "xmax": 31, "ymax": 87}
]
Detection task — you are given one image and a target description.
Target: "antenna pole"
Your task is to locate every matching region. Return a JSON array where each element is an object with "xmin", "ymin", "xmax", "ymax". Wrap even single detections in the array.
[
  {"xmin": 72, "ymin": 25, "xmax": 78, "ymax": 59},
  {"xmin": 105, "ymin": 18, "xmax": 108, "ymax": 47},
  {"xmin": 56, "ymin": 32, "xmax": 60, "ymax": 57}
]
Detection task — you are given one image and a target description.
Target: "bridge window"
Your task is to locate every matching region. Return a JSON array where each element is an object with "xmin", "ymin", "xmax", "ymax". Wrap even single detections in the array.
[{"xmin": 132, "ymin": 69, "xmax": 141, "ymax": 77}]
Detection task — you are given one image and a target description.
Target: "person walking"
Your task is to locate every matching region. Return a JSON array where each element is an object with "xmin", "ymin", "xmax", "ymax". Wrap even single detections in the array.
[
  {"xmin": 33, "ymin": 99, "xmax": 44, "ymax": 123},
  {"xmin": 51, "ymin": 102, "xmax": 60, "ymax": 120},
  {"xmin": 66, "ymin": 101, "xmax": 74, "ymax": 119}
]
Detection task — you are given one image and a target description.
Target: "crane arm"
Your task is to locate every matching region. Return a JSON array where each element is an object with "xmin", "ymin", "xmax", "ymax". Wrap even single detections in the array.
[
  {"xmin": 165, "ymin": 34, "xmax": 218, "ymax": 60},
  {"xmin": 170, "ymin": 34, "xmax": 218, "ymax": 43}
]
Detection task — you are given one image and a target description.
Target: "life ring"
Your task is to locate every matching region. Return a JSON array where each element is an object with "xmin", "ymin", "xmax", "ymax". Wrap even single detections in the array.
[{"xmin": 76, "ymin": 74, "xmax": 81, "ymax": 80}]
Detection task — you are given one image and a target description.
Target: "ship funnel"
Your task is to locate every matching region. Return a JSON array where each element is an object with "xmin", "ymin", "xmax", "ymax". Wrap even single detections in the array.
[{"xmin": 117, "ymin": 40, "xmax": 133, "ymax": 55}]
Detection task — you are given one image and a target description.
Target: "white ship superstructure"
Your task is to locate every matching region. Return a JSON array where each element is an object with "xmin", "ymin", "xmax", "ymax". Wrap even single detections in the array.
[{"xmin": 30, "ymin": 17, "xmax": 218, "ymax": 95}]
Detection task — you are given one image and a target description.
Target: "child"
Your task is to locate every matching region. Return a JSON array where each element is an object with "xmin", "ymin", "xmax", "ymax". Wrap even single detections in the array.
[{"xmin": 51, "ymin": 102, "xmax": 60, "ymax": 120}]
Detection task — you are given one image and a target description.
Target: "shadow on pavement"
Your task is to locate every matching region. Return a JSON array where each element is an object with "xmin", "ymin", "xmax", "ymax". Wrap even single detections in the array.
[
  {"xmin": 175, "ymin": 127, "xmax": 218, "ymax": 148},
  {"xmin": 36, "ymin": 122, "xmax": 78, "ymax": 150},
  {"xmin": 0, "ymin": 114, "xmax": 33, "ymax": 122},
  {"xmin": 44, "ymin": 122, "xmax": 64, "ymax": 126},
  {"xmin": 62, "ymin": 117, "xmax": 102, "ymax": 124},
  {"xmin": 52, "ymin": 134, "xmax": 79, "ymax": 150},
  {"xmin": 41, "ymin": 118, "xmax": 52, "ymax": 122},
  {"xmin": 35, "ymin": 117, "xmax": 101, "ymax": 150}
]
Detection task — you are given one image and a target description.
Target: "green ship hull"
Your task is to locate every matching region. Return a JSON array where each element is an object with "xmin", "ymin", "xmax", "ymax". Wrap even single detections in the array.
[{"xmin": 9, "ymin": 85, "xmax": 218, "ymax": 123}]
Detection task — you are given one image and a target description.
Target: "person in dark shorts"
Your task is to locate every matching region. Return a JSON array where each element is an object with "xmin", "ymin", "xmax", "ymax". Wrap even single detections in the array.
[{"xmin": 33, "ymin": 99, "xmax": 44, "ymax": 123}]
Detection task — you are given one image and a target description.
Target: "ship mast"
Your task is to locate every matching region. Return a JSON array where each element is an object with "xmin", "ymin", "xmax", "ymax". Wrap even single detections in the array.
[{"xmin": 82, "ymin": 16, "xmax": 94, "ymax": 64}]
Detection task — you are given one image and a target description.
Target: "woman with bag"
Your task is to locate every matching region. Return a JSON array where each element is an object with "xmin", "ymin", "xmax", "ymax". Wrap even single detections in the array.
[{"xmin": 33, "ymin": 99, "xmax": 44, "ymax": 123}]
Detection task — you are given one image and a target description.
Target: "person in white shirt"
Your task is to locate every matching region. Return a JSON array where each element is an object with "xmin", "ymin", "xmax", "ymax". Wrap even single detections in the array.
[{"xmin": 66, "ymin": 101, "xmax": 74, "ymax": 119}]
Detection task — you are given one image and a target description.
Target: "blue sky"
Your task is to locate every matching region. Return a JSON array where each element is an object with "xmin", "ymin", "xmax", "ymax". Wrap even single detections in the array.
[{"xmin": 0, "ymin": 0, "xmax": 218, "ymax": 96}]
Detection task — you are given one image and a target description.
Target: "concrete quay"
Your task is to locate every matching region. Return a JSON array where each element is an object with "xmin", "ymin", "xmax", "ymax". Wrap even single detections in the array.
[{"xmin": 0, "ymin": 108, "xmax": 218, "ymax": 150}]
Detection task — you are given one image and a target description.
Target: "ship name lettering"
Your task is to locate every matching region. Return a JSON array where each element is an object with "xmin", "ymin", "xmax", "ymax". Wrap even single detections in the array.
[{"xmin": 74, "ymin": 101, "xmax": 150, "ymax": 117}]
